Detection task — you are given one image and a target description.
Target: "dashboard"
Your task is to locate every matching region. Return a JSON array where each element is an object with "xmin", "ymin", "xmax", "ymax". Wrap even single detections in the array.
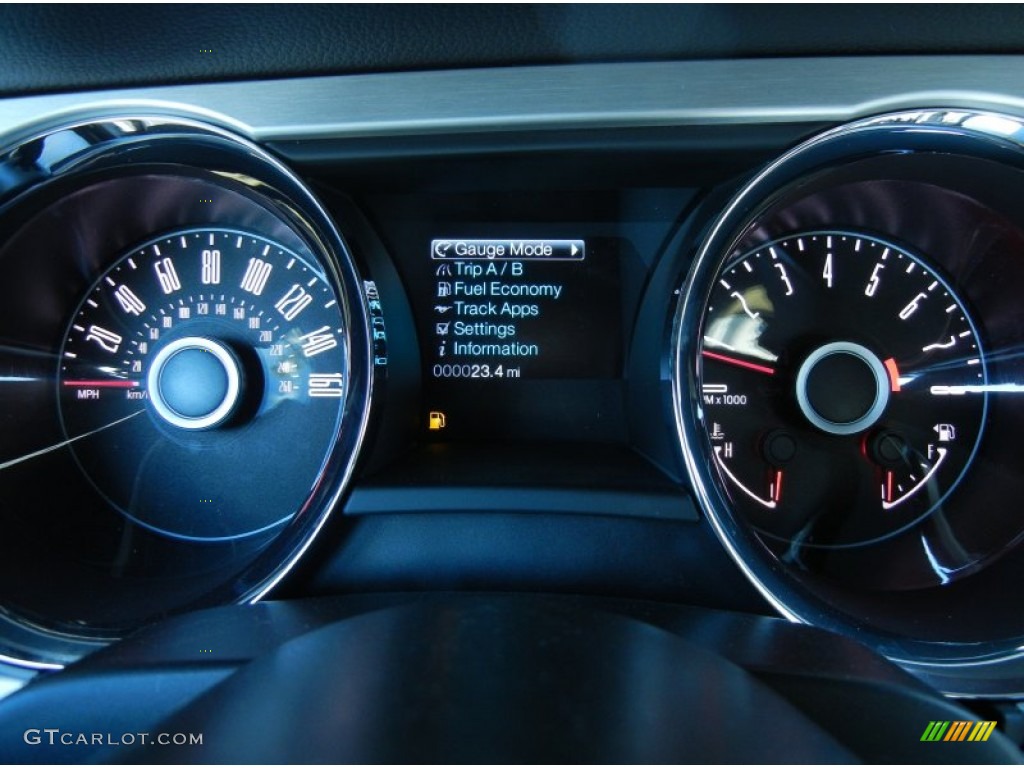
[{"xmin": 4, "ymin": 5, "xmax": 1024, "ymax": 763}]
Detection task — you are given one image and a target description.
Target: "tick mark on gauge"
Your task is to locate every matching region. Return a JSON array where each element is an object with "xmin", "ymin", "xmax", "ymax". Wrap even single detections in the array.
[{"xmin": 62, "ymin": 380, "xmax": 140, "ymax": 389}]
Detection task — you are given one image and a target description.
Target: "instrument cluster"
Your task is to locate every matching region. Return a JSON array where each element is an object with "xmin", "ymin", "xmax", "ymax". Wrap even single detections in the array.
[{"xmin": 3, "ymin": 105, "xmax": 1024, "ymax": 696}]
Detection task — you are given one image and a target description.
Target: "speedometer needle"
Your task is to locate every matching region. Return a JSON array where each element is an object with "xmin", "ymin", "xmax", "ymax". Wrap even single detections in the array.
[
  {"xmin": 0, "ymin": 409, "xmax": 145, "ymax": 471},
  {"xmin": 701, "ymin": 349, "xmax": 776, "ymax": 375}
]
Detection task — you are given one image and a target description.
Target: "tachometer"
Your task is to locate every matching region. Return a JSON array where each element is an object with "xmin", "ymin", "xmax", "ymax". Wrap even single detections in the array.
[
  {"xmin": 699, "ymin": 230, "xmax": 986, "ymax": 549},
  {"xmin": 58, "ymin": 227, "xmax": 348, "ymax": 541}
]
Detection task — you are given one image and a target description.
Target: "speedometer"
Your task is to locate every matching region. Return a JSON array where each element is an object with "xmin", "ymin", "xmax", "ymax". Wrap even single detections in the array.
[
  {"xmin": 0, "ymin": 115, "xmax": 375, "ymax": 666},
  {"xmin": 58, "ymin": 227, "xmax": 348, "ymax": 541},
  {"xmin": 699, "ymin": 231, "xmax": 987, "ymax": 549}
]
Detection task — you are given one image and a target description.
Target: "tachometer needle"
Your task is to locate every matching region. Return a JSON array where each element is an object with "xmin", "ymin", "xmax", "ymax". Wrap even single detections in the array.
[
  {"xmin": 883, "ymin": 358, "xmax": 901, "ymax": 392},
  {"xmin": 701, "ymin": 349, "xmax": 776, "ymax": 375},
  {"xmin": 770, "ymin": 469, "xmax": 784, "ymax": 503}
]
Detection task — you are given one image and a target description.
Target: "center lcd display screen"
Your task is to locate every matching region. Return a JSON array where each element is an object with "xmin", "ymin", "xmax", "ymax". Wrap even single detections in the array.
[
  {"xmin": 358, "ymin": 185, "xmax": 683, "ymax": 442},
  {"xmin": 425, "ymin": 238, "xmax": 620, "ymax": 381},
  {"xmin": 402, "ymin": 234, "xmax": 626, "ymax": 441}
]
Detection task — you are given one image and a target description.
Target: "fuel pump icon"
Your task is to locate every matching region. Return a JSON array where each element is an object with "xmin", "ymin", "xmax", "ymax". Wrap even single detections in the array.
[
  {"xmin": 934, "ymin": 423, "xmax": 956, "ymax": 442},
  {"xmin": 428, "ymin": 411, "xmax": 447, "ymax": 431}
]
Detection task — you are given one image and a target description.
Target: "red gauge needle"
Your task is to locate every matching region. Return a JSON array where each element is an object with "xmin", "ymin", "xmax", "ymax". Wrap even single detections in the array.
[
  {"xmin": 883, "ymin": 357, "xmax": 901, "ymax": 392},
  {"xmin": 770, "ymin": 469, "xmax": 784, "ymax": 503},
  {"xmin": 701, "ymin": 349, "xmax": 776, "ymax": 375},
  {"xmin": 62, "ymin": 380, "xmax": 140, "ymax": 388}
]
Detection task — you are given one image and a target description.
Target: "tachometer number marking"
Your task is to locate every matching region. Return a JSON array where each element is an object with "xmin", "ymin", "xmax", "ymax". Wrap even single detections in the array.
[
  {"xmin": 772, "ymin": 259, "xmax": 794, "ymax": 296},
  {"xmin": 922, "ymin": 335, "xmax": 956, "ymax": 352},
  {"xmin": 898, "ymin": 292, "xmax": 928, "ymax": 320},
  {"xmin": 730, "ymin": 291, "xmax": 760, "ymax": 320},
  {"xmin": 864, "ymin": 262, "xmax": 885, "ymax": 297}
]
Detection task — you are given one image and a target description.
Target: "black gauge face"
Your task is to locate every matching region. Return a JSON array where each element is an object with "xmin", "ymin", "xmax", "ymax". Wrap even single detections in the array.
[
  {"xmin": 698, "ymin": 231, "xmax": 987, "ymax": 549},
  {"xmin": 58, "ymin": 227, "xmax": 349, "ymax": 541}
]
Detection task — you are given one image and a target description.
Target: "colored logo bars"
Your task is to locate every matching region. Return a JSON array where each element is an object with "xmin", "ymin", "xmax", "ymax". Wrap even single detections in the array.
[{"xmin": 921, "ymin": 721, "xmax": 997, "ymax": 742}]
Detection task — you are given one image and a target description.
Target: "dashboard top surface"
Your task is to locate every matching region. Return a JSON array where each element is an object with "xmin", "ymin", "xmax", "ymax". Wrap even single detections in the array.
[
  {"xmin": 6, "ymin": 4, "xmax": 1024, "ymax": 97},
  {"xmin": 2, "ymin": 57, "xmax": 1024, "ymax": 148}
]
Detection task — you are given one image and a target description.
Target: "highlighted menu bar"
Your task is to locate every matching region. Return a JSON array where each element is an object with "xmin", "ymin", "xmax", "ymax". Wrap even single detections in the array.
[{"xmin": 431, "ymin": 239, "xmax": 585, "ymax": 261}]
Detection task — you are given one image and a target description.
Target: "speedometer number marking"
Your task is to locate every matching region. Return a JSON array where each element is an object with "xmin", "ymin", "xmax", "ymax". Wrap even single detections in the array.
[
  {"xmin": 298, "ymin": 326, "xmax": 338, "ymax": 357},
  {"xmin": 308, "ymin": 373, "xmax": 345, "ymax": 397},
  {"xmin": 154, "ymin": 258, "xmax": 182, "ymax": 294},
  {"xmin": 274, "ymin": 284, "xmax": 314, "ymax": 321},
  {"xmin": 85, "ymin": 325, "xmax": 123, "ymax": 353},
  {"xmin": 240, "ymin": 257, "xmax": 273, "ymax": 295},
  {"xmin": 113, "ymin": 285, "xmax": 147, "ymax": 315},
  {"xmin": 201, "ymin": 249, "xmax": 221, "ymax": 284}
]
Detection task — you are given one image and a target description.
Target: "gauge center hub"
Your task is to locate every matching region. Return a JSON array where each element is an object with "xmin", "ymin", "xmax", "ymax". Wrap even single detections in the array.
[
  {"xmin": 147, "ymin": 336, "xmax": 241, "ymax": 430},
  {"xmin": 796, "ymin": 341, "xmax": 890, "ymax": 436}
]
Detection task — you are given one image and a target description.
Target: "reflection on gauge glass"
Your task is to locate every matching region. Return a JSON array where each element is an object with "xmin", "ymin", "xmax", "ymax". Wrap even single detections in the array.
[
  {"xmin": 698, "ymin": 231, "xmax": 987, "ymax": 549},
  {"xmin": 58, "ymin": 227, "xmax": 348, "ymax": 541}
]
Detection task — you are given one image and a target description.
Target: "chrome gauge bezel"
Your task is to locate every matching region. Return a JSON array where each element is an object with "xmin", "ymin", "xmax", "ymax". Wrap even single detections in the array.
[
  {"xmin": 0, "ymin": 114, "xmax": 375, "ymax": 667},
  {"xmin": 675, "ymin": 109, "xmax": 1024, "ymax": 694}
]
